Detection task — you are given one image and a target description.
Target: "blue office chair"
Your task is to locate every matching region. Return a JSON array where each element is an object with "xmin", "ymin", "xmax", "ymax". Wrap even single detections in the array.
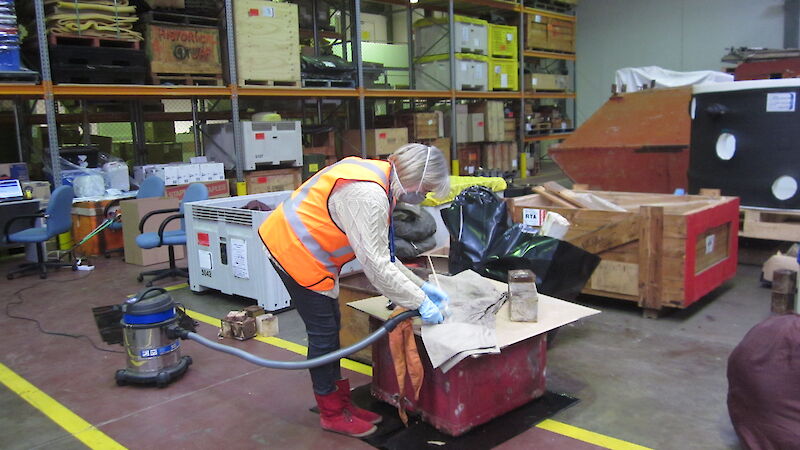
[
  {"xmin": 135, "ymin": 183, "xmax": 208, "ymax": 287},
  {"xmin": 103, "ymin": 176, "xmax": 166, "ymax": 257},
  {"xmin": 5, "ymin": 186, "xmax": 76, "ymax": 279}
]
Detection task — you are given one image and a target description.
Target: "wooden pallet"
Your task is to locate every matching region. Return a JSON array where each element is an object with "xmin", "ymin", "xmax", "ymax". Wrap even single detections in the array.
[
  {"xmin": 740, "ymin": 207, "xmax": 800, "ymax": 241},
  {"xmin": 301, "ymin": 78, "xmax": 356, "ymax": 88},
  {"xmin": 48, "ymin": 32, "xmax": 141, "ymax": 50},
  {"xmin": 151, "ymin": 73, "xmax": 223, "ymax": 86},
  {"xmin": 240, "ymin": 79, "xmax": 301, "ymax": 88}
]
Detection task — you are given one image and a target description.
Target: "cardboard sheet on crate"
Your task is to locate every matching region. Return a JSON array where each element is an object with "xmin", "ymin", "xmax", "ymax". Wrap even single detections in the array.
[{"xmin": 348, "ymin": 277, "xmax": 599, "ymax": 348}]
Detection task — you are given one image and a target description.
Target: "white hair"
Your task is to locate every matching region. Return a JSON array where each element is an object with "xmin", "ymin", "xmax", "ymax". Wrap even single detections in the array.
[{"xmin": 388, "ymin": 143, "xmax": 450, "ymax": 199}]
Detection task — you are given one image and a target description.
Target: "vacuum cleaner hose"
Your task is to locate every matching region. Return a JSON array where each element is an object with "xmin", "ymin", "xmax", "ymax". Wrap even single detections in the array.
[{"xmin": 181, "ymin": 309, "xmax": 420, "ymax": 370}]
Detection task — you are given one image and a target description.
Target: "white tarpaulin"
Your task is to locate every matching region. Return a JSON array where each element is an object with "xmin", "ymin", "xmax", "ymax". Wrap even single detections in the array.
[{"xmin": 615, "ymin": 66, "xmax": 733, "ymax": 92}]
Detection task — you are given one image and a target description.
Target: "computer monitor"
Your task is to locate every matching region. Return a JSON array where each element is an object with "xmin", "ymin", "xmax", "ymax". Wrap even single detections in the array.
[{"xmin": 0, "ymin": 179, "xmax": 24, "ymax": 202}]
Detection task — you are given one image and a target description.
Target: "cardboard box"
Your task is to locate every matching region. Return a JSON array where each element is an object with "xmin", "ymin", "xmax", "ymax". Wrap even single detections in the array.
[
  {"xmin": 504, "ymin": 118, "xmax": 517, "ymax": 141},
  {"xmin": 147, "ymin": 164, "xmax": 183, "ymax": 186},
  {"xmin": 444, "ymin": 104, "xmax": 469, "ymax": 144},
  {"xmin": 244, "ymin": 168, "xmax": 301, "ymax": 195},
  {"xmin": 199, "ymin": 163, "xmax": 225, "ymax": 182},
  {"xmin": 426, "ymin": 137, "xmax": 451, "ymax": 165},
  {"xmin": 469, "ymin": 113, "xmax": 485, "ymax": 142},
  {"xmin": 0, "ymin": 162, "xmax": 29, "ymax": 181},
  {"xmin": 165, "ymin": 180, "xmax": 230, "ymax": 200},
  {"xmin": 120, "ymin": 197, "xmax": 185, "ymax": 266},
  {"xmin": 144, "ymin": 22, "xmax": 222, "ymax": 78},
  {"xmin": 21, "ymin": 181, "xmax": 51, "ymax": 204},
  {"xmin": 145, "ymin": 122, "xmax": 177, "ymax": 143},
  {"xmin": 343, "ymin": 128, "xmax": 409, "ymax": 158},
  {"xmin": 525, "ymin": 73, "xmax": 568, "ymax": 91},
  {"xmin": 469, "ymin": 101, "xmax": 505, "ymax": 141}
]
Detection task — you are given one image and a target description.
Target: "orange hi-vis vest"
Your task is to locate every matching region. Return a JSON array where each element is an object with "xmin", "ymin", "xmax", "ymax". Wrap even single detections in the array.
[{"xmin": 259, "ymin": 157, "xmax": 392, "ymax": 291}]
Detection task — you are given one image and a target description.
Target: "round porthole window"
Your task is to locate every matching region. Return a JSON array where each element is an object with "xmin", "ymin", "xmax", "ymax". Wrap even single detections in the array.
[
  {"xmin": 772, "ymin": 176, "xmax": 798, "ymax": 201},
  {"xmin": 715, "ymin": 133, "xmax": 736, "ymax": 160}
]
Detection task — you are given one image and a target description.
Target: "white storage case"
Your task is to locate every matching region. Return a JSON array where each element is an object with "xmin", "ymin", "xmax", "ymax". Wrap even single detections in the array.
[
  {"xmin": 414, "ymin": 54, "xmax": 488, "ymax": 91},
  {"xmin": 413, "ymin": 16, "xmax": 488, "ymax": 55},
  {"xmin": 203, "ymin": 121, "xmax": 302, "ymax": 171},
  {"xmin": 185, "ymin": 192, "xmax": 292, "ymax": 311}
]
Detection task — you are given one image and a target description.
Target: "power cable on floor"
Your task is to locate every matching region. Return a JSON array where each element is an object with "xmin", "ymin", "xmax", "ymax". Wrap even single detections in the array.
[{"xmin": 5, "ymin": 270, "xmax": 125, "ymax": 354}]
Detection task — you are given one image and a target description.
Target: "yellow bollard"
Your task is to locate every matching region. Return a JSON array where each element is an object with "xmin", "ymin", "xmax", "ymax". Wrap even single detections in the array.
[
  {"xmin": 58, "ymin": 232, "xmax": 73, "ymax": 251},
  {"xmin": 519, "ymin": 152, "xmax": 528, "ymax": 178},
  {"xmin": 451, "ymin": 160, "xmax": 460, "ymax": 176},
  {"xmin": 236, "ymin": 181, "xmax": 247, "ymax": 196}
]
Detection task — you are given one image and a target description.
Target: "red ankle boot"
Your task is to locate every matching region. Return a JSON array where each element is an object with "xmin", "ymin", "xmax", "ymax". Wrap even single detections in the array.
[
  {"xmin": 336, "ymin": 379, "xmax": 383, "ymax": 425},
  {"xmin": 314, "ymin": 389, "xmax": 377, "ymax": 437}
]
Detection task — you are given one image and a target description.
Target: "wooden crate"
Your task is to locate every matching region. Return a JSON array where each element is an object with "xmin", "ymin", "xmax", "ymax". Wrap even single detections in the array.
[
  {"xmin": 740, "ymin": 207, "xmax": 800, "ymax": 241},
  {"xmin": 506, "ymin": 190, "xmax": 740, "ymax": 315},
  {"xmin": 396, "ymin": 112, "xmax": 440, "ymax": 140},
  {"xmin": 71, "ymin": 199, "xmax": 124, "ymax": 257},
  {"xmin": 525, "ymin": 14, "xmax": 575, "ymax": 53},
  {"xmin": 233, "ymin": 0, "xmax": 300, "ymax": 86},
  {"xmin": 143, "ymin": 22, "xmax": 222, "ymax": 81}
]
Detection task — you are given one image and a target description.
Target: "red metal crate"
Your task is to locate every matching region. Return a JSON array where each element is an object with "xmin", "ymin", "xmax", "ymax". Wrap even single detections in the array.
[{"xmin": 370, "ymin": 317, "xmax": 547, "ymax": 437}]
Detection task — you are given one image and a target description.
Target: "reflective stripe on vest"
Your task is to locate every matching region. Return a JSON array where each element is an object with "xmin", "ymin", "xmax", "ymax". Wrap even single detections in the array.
[{"xmin": 260, "ymin": 157, "xmax": 391, "ymax": 291}]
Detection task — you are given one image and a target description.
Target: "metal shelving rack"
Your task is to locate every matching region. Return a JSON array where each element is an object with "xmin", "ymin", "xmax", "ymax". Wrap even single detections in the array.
[{"xmin": 11, "ymin": 0, "xmax": 576, "ymax": 183}]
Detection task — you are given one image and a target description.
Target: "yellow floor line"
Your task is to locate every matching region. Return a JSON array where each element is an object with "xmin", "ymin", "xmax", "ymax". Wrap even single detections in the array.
[
  {"xmin": 536, "ymin": 419, "xmax": 653, "ymax": 450},
  {"xmin": 174, "ymin": 285, "xmax": 649, "ymax": 450},
  {"xmin": 0, "ymin": 362, "xmax": 126, "ymax": 450}
]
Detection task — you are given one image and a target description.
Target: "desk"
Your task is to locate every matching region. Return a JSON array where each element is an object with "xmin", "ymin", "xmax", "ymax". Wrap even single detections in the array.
[
  {"xmin": 349, "ymin": 284, "xmax": 599, "ymax": 437},
  {"xmin": 0, "ymin": 199, "xmax": 41, "ymax": 247}
]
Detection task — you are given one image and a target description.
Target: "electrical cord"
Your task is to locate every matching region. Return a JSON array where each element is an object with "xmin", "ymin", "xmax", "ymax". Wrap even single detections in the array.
[{"xmin": 5, "ymin": 269, "xmax": 125, "ymax": 354}]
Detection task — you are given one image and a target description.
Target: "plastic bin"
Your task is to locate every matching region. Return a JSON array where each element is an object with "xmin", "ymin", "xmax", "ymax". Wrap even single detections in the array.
[
  {"xmin": 489, "ymin": 24, "xmax": 518, "ymax": 59},
  {"xmin": 413, "ymin": 16, "xmax": 488, "ymax": 56},
  {"xmin": 414, "ymin": 54, "xmax": 488, "ymax": 91},
  {"xmin": 185, "ymin": 192, "xmax": 293, "ymax": 311},
  {"xmin": 489, "ymin": 58, "xmax": 519, "ymax": 91}
]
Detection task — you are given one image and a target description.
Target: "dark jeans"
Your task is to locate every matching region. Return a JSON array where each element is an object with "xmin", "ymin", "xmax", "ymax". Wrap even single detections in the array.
[{"xmin": 272, "ymin": 261, "xmax": 341, "ymax": 395}]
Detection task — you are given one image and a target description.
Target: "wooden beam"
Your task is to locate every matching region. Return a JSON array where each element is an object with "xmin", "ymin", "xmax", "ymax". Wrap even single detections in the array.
[
  {"xmin": 532, "ymin": 186, "xmax": 577, "ymax": 208},
  {"xmin": 638, "ymin": 206, "xmax": 664, "ymax": 317},
  {"xmin": 570, "ymin": 216, "xmax": 641, "ymax": 254}
]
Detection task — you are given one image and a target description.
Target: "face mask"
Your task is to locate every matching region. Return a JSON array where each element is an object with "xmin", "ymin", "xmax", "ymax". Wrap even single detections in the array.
[{"xmin": 394, "ymin": 147, "xmax": 431, "ymax": 205}]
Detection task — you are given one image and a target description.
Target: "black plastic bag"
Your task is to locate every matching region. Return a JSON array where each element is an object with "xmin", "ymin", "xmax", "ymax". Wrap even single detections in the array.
[
  {"xmin": 483, "ymin": 225, "xmax": 600, "ymax": 301},
  {"xmin": 441, "ymin": 186, "xmax": 600, "ymax": 302},
  {"xmin": 440, "ymin": 185, "xmax": 511, "ymax": 275}
]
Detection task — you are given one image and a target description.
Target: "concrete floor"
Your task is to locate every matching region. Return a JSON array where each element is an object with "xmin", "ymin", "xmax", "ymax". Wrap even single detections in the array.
[{"xmin": 0, "ymin": 242, "xmax": 780, "ymax": 449}]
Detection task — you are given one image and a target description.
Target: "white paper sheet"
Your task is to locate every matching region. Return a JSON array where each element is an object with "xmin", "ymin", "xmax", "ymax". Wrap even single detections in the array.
[{"xmin": 230, "ymin": 238, "xmax": 249, "ymax": 279}]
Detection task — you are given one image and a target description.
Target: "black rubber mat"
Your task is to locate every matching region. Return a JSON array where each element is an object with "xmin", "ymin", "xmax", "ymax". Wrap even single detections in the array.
[{"xmin": 347, "ymin": 384, "xmax": 579, "ymax": 450}]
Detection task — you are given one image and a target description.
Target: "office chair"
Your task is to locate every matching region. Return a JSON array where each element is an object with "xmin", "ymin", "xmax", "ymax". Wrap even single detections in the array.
[
  {"xmin": 5, "ymin": 186, "xmax": 76, "ymax": 279},
  {"xmin": 135, "ymin": 183, "xmax": 208, "ymax": 287},
  {"xmin": 103, "ymin": 176, "xmax": 166, "ymax": 258}
]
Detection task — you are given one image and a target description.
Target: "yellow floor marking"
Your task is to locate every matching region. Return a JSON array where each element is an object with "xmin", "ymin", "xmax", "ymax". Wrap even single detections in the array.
[
  {"xmin": 184, "ymin": 308, "xmax": 373, "ymax": 376},
  {"xmin": 537, "ymin": 419, "xmax": 653, "ymax": 450},
  {"xmin": 0, "ymin": 363, "xmax": 126, "ymax": 450},
  {"xmin": 172, "ymin": 285, "xmax": 650, "ymax": 449}
]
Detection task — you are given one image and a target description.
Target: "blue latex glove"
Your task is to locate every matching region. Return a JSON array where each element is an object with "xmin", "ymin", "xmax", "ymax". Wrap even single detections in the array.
[
  {"xmin": 421, "ymin": 282, "xmax": 449, "ymax": 309},
  {"xmin": 418, "ymin": 297, "xmax": 444, "ymax": 325}
]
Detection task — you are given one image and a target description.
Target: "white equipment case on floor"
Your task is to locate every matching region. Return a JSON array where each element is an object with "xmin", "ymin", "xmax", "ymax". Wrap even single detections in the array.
[{"xmin": 185, "ymin": 192, "xmax": 292, "ymax": 311}]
